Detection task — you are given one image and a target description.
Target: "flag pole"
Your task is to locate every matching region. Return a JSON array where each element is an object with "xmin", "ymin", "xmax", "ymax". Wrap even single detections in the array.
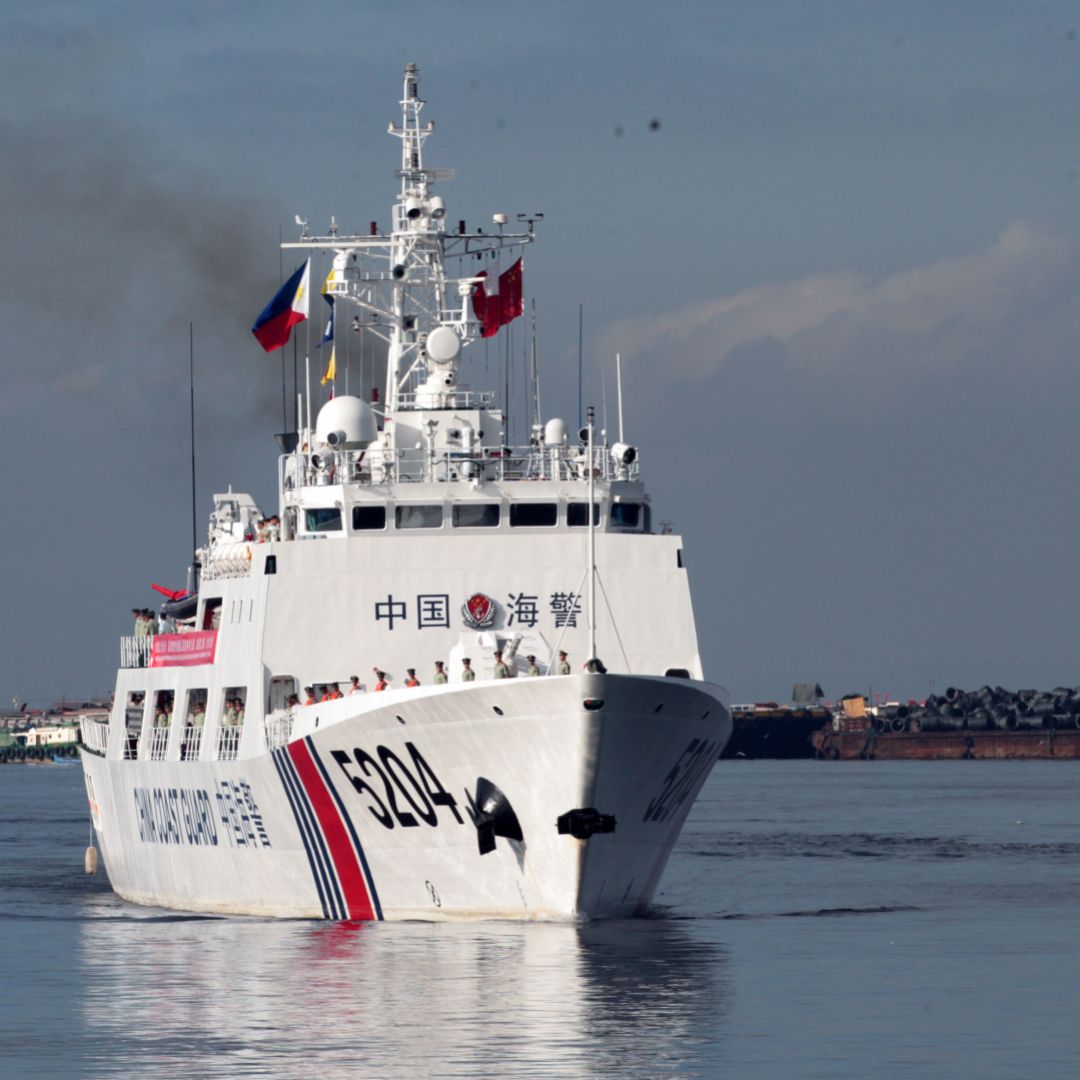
[
  {"xmin": 305, "ymin": 286, "xmax": 313, "ymax": 436},
  {"xmin": 279, "ymin": 225, "xmax": 287, "ymax": 432}
]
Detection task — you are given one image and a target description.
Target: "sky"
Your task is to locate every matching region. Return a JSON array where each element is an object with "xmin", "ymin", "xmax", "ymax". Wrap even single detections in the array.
[{"xmin": 4, "ymin": 0, "xmax": 1080, "ymax": 707}]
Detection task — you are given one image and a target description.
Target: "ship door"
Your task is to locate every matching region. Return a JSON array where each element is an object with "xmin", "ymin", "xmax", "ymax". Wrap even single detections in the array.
[
  {"xmin": 202, "ymin": 598, "xmax": 222, "ymax": 631},
  {"xmin": 269, "ymin": 676, "xmax": 297, "ymax": 714}
]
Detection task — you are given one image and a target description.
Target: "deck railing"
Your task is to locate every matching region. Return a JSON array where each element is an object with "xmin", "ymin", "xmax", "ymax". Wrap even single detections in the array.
[
  {"xmin": 264, "ymin": 713, "xmax": 294, "ymax": 751},
  {"xmin": 80, "ymin": 716, "xmax": 110, "ymax": 755},
  {"xmin": 282, "ymin": 441, "xmax": 640, "ymax": 490},
  {"xmin": 180, "ymin": 725, "xmax": 204, "ymax": 761},
  {"xmin": 120, "ymin": 637, "xmax": 153, "ymax": 669},
  {"xmin": 145, "ymin": 727, "xmax": 168, "ymax": 762},
  {"xmin": 217, "ymin": 726, "xmax": 241, "ymax": 761}
]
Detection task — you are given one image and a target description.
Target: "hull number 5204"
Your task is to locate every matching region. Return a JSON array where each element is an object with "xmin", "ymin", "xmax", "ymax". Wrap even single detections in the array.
[{"xmin": 331, "ymin": 742, "xmax": 464, "ymax": 830}]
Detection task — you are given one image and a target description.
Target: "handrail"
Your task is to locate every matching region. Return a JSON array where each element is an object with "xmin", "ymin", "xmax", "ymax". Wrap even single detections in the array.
[
  {"xmin": 283, "ymin": 442, "xmax": 640, "ymax": 489},
  {"xmin": 264, "ymin": 712, "xmax": 294, "ymax": 751},
  {"xmin": 120, "ymin": 637, "xmax": 152, "ymax": 668},
  {"xmin": 217, "ymin": 726, "xmax": 241, "ymax": 762},
  {"xmin": 180, "ymin": 725, "xmax": 204, "ymax": 761},
  {"xmin": 80, "ymin": 716, "xmax": 110, "ymax": 755},
  {"xmin": 144, "ymin": 727, "xmax": 168, "ymax": 762}
]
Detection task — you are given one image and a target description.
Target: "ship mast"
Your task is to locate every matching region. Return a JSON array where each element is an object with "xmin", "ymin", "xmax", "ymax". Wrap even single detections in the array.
[
  {"xmin": 384, "ymin": 62, "xmax": 443, "ymax": 420},
  {"xmin": 280, "ymin": 63, "xmax": 538, "ymax": 455}
]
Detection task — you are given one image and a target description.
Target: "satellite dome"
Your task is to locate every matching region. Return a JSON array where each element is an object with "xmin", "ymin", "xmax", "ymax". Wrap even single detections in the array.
[
  {"xmin": 315, "ymin": 395, "xmax": 378, "ymax": 449},
  {"xmin": 425, "ymin": 326, "xmax": 461, "ymax": 365}
]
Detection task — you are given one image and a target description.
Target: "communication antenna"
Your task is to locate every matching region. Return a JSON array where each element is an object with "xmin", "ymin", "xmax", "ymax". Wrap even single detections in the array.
[
  {"xmin": 616, "ymin": 352, "xmax": 625, "ymax": 443},
  {"xmin": 577, "ymin": 306, "xmax": 584, "ymax": 429},
  {"xmin": 601, "ymin": 356, "xmax": 609, "ymax": 441},
  {"xmin": 530, "ymin": 298, "xmax": 541, "ymax": 436}
]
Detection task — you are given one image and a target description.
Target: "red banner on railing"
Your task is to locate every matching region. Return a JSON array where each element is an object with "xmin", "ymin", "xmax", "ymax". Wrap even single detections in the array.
[{"xmin": 150, "ymin": 631, "xmax": 218, "ymax": 667}]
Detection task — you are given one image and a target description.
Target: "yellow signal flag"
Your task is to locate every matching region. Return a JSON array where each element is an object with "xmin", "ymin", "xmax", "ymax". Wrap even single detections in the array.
[
  {"xmin": 320, "ymin": 345, "xmax": 336, "ymax": 386},
  {"xmin": 322, "ymin": 266, "xmax": 342, "ymax": 295}
]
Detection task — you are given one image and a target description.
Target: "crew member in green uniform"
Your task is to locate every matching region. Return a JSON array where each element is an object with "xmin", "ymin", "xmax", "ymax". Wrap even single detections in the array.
[
  {"xmin": 461, "ymin": 658, "xmax": 475, "ymax": 682},
  {"xmin": 525, "ymin": 655, "xmax": 540, "ymax": 677},
  {"xmin": 433, "ymin": 661, "xmax": 448, "ymax": 684},
  {"xmin": 493, "ymin": 650, "xmax": 510, "ymax": 678},
  {"xmin": 557, "ymin": 650, "xmax": 571, "ymax": 675}
]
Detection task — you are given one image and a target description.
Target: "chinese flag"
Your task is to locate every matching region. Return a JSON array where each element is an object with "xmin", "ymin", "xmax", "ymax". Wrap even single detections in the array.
[
  {"xmin": 498, "ymin": 258, "xmax": 523, "ymax": 327},
  {"xmin": 472, "ymin": 258, "xmax": 524, "ymax": 338}
]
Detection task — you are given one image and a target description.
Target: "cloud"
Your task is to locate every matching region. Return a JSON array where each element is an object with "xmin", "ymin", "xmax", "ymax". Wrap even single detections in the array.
[{"xmin": 598, "ymin": 222, "xmax": 1080, "ymax": 399}]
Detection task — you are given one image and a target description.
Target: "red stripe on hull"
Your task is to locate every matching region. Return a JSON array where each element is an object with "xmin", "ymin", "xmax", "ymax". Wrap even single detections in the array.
[{"xmin": 287, "ymin": 741, "xmax": 375, "ymax": 920}]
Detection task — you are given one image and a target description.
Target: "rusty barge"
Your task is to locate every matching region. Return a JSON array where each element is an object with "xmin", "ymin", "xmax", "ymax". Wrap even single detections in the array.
[{"xmin": 812, "ymin": 685, "xmax": 1080, "ymax": 761}]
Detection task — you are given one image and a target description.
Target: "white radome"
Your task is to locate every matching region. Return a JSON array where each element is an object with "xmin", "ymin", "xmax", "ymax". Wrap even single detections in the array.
[
  {"xmin": 425, "ymin": 325, "xmax": 461, "ymax": 365},
  {"xmin": 314, "ymin": 395, "xmax": 378, "ymax": 448}
]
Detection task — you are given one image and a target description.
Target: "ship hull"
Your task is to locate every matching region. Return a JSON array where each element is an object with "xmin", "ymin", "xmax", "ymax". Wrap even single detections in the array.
[{"xmin": 81, "ymin": 674, "xmax": 729, "ymax": 920}]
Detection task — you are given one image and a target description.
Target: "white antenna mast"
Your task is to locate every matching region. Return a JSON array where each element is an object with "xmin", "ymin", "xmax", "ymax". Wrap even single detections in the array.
[
  {"xmin": 616, "ymin": 352, "xmax": 624, "ymax": 444},
  {"xmin": 530, "ymin": 299, "xmax": 541, "ymax": 436}
]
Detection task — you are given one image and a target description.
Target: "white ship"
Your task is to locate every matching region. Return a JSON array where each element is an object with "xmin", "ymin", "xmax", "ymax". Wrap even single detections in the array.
[{"xmin": 79, "ymin": 65, "xmax": 731, "ymax": 921}]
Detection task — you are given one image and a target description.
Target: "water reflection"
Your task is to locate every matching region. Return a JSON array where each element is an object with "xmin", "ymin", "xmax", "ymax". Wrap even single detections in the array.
[{"xmin": 78, "ymin": 913, "xmax": 728, "ymax": 1077}]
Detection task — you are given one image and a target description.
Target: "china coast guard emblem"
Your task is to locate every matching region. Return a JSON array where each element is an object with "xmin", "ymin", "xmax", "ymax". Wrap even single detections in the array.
[{"xmin": 462, "ymin": 592, "xmax": 497, "ymax": 629}]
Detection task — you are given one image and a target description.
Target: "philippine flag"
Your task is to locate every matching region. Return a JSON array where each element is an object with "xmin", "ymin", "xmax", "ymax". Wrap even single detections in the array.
[{"xmin": 252, "ymin": 260, "xmax": 311, "ymax": 352}]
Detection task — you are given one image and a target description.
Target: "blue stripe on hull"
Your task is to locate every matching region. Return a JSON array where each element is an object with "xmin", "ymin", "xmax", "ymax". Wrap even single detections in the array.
[{"xmin": 271, "ymin": 749, "xmax": 331, "ymax": 919}]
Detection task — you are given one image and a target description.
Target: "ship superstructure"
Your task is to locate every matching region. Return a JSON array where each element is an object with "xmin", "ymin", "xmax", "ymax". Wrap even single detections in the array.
[{"xmin": 79, "ymin": 65, "xmax": 731, "ymax": 920}]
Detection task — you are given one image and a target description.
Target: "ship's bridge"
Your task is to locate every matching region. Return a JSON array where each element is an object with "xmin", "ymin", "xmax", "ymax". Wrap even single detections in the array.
[
  {"xmin": 285, "ymin": 475, "xmax": 650, "ymax": 542},
  {"xmin": 269, "ymin": 393, "xmax": 647, "ymax": 544}
]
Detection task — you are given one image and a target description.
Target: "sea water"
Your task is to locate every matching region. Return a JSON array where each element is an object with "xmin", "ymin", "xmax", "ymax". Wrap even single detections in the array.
[{"xmin": 2, "ymin": 760, "xmax": 1080, "ymax": 1078}]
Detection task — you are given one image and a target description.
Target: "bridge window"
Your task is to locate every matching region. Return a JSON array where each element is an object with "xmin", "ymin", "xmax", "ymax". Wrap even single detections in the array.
[
  {"xmin": 305, "ymin": 507, "xmax": 342, "ymax": 532},
  {"xmin": 453, "ymin": 503, "xmax": 500, "ymax": 528},
  {"xmin": 610, "ymin": 503, "xmax": 641, "ymax": 530},
  {"xmin": 510, "ymin": 503, "xmax": 557, "ymax": 527},
  {"xmin": 352, "ymin": 505, "xmax": 387, "ymax": 531},
  {"xmin": 396, "ymin": 504, "xmax": 443, "ymax": 529},
  {"xmin": 567, "ymin": 502, "xmax": 600, "ymax": 527}
]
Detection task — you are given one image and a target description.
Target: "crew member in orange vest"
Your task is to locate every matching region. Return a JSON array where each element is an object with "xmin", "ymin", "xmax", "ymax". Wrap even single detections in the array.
[
  {"xmin": 404, "ymin": 668, "xmax": 420, "ymax": 687},
  {"xmin": 304, "ymin": 686, "xmax": 316, "ymax": 706},
  {"xmin": 374, "ymin": 670, "xmax": 389, "ymax": 691}
]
